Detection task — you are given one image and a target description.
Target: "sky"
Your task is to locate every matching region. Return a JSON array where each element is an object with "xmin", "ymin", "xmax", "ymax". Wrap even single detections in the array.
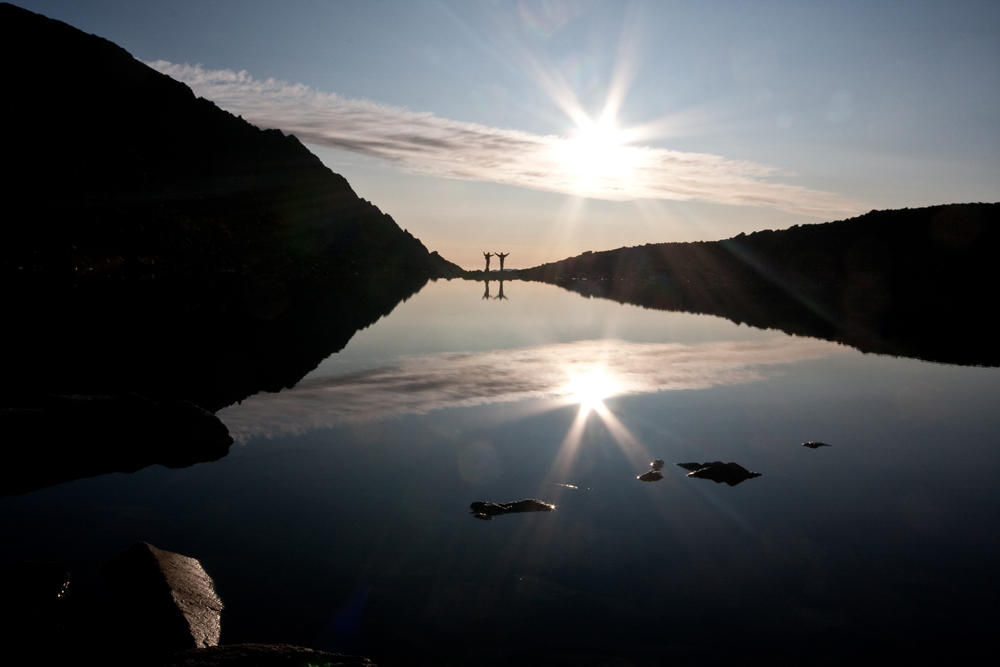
[{"xmin": 18, "ymin": 0, "xmax": 1000, "ymax": 269}]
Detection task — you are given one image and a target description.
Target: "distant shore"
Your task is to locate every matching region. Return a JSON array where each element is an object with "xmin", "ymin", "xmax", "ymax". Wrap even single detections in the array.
[{"xmin": 459, "ymin": 269, "xmax": 522, "ymax": 279}]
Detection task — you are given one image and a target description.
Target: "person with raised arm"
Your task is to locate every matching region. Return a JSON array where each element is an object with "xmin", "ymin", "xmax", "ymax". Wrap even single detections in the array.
[
  {"xmin": 483, "ymin": 251, "xmax": 493, "ymax": 272},
  {"xmin": 496, "ymin": 252, "xmax": 509, "ymax": 271}
]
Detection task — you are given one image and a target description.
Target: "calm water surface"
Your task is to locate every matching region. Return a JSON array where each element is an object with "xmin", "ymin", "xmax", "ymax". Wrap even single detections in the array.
[{"xmin": 3, "ymin": 279, "xmax": 1000, "ymax": 665}]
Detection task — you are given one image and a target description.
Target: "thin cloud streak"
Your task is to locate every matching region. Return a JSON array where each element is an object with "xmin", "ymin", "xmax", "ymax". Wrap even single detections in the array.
[
  {"xmin": 149, "ymin": 61, "xmax": 865, "ymax": 217},
  {"xmin": 218, "ymin": 337, "xmax": 845, "ymax": 442}
]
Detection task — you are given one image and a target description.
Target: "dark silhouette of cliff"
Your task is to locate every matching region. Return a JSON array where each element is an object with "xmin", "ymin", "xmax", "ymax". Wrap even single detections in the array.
[
  {"xmin": 520, "ymin": 204, "xmax": 999, "ymax": 366},
  {"xmin": 0, "ymin": 3, "xmax": 462, "ymax": 285},
  {"xmin": 0, "ymin": 2, "xmax": 460, "ymax": 406},
  {"xmin": 0, "ymin": 3, "xmax": 460, "ymax": 493}
]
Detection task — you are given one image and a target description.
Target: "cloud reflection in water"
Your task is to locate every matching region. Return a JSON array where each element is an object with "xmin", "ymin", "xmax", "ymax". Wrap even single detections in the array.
[{"xmin": 219, "ymin": 337, "xmax": 843, "ymax": 442}]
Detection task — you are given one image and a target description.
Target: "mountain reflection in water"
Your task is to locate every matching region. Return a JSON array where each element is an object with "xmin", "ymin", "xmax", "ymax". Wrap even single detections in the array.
[
  {"xmin": 3, "ymin": 279, "xmax": 1000, "ymax": 666},
  {"xmin": 219, "ymin": 336, "xmax": 842, "ymax": 441}
]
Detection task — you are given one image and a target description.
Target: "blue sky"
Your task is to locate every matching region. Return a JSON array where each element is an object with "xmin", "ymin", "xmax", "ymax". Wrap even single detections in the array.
[{"xmin": 18, "ymin": 0, "xmax": 1000, "ymax": 268}]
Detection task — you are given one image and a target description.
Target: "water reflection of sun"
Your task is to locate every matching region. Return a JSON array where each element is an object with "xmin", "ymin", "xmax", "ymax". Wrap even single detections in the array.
[
  {"xmin": 566, "ymin": 369, "xmax": 620, "ymax": 414},
  {"xmin": 543, "ymin": 366, "xmax": 653, "ymax": 494}
]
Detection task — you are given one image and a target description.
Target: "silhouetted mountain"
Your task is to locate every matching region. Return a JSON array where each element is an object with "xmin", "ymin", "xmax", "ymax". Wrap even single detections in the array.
[
  {"xmin": 0, "ymin": 3, "xmax": 462, "ymax": 284},
  {"xmin": 0, "ymin": 3, "xmax": 460, "ymax": 405},
  {"xmin": 520, "ymin": 204, "xmax": 999, "ymax": 366},
  {"xmin": 0, "ymin": 3, "xmax": 460, "ymax": 493}
]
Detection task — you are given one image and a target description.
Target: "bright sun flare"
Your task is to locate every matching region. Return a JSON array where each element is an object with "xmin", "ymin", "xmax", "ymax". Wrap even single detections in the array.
[
  {"xmin": 566, "ymin": 370, "xmax": 620, "ymax": 412},
  {"xmin": 561, "ymin": 118, "xmax": 632, "ymax": 186}
]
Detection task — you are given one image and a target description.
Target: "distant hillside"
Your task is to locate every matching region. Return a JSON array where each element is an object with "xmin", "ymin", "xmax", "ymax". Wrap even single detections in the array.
[
  {"xmin": 521, "ymin": 204, "xmax": 999, "ymax": 366},
  {"xmin": 0, "ymin": 2, "xmax": 461, "ymax": 283}
]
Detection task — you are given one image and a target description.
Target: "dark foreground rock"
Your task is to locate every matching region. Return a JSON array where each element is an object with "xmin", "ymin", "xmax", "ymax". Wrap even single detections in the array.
[
  {"xmin": 0, "ymin": 393, "xmax": 233, "ymax": 496},
  {"xmin": 161, "ymin": 644, "xmax": 375, "ymax": 667},
  {"xmin": 677, "ymin": 462, "xmax": 762, "ymax": 486},
  {"xmin": 103, "ymin": 542, "xmax": 223, "ymax": 655},
  {"xmin": 470, "ymin": 499, "xmax": 555, "ymax": 520}
]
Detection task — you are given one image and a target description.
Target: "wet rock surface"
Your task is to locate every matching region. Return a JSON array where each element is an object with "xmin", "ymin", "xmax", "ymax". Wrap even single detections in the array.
[
  {"xmin": 638, "ymin": 459, "xmax": 666, "ymax": 481},
  {"xmin": 677, "ymin": 462, "xmax": 762, "ymax": 486},
  {"xmin": 102, "ymin": 542, "xmax": 223, "ymax": 655},
  {"xmin": 470, "ymin": 499, "xmax": 555, "ymax": 520},
  {"xmin": 160, "ymin": 643, "xmax": 376, "ymax": 667}
]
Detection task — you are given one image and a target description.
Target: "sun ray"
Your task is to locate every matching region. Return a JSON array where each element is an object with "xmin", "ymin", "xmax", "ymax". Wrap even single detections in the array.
[
  {"xmin": 539, "ymin": 402, "xmax": 592, "ymax": 496},
  {"xmin": 591, "ymin": 402, "xmax": 655, "ymax": 471},
  {"xmin": 539, "ymin": 364, "xmax": 657, "ymax": 492}
]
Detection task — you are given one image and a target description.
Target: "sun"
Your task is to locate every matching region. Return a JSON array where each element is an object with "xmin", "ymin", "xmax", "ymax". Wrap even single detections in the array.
[{"xmin": 559, "ymin": 117, "xmax": 633, "ymax": 189}]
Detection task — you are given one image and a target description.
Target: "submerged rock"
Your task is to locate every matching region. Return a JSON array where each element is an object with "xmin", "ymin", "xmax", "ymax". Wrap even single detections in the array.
[
  {"xmin": 470, "ymin": 499, "xmax": 555, "ymax": 520},
  {"xmin": 676, "ymin": 462, "xmax": 761, "ymax": 487},
  {"xmin": 102, "ymin": 542, "xmax": 223, "ymax": 655},
  {"xmin": 160, "ymin": 643, "xmax": 375, "ymax": 666},
  {"xmin": 802, "ymin": 441, "xmax": 831, "ymax": 449}
]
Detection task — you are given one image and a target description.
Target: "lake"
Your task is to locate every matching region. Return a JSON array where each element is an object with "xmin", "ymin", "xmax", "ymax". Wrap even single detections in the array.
[{"xmin": 3, "ymin": 277, "xmax": 999, "ymax": 665}]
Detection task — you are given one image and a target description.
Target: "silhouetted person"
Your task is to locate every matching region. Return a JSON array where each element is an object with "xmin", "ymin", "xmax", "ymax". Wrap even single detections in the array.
[
  {"xmin": 483, "ymin": 252, "xmax": 493, "ymax": 272},
  {"xmin": 496, "ymin": 252, "xmax": 509, "ymax": 271},
  {"xmin": 482, "ymin": 279, "xmax": 491, "ymax": 300},
  {"xmin": 494, "ymin": 280, "xmax": 507, "ymax": 300}
]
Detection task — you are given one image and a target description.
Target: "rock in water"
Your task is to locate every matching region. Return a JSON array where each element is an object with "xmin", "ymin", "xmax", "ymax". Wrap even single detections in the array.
[
  {"xmin": 680, "ymin": 462, "xmax": 762, "ymax": 487},
  {"xmin": 637, "ymin": 470, "xmax": 664, "ymax": 482},
  {"xmin": 802, "ymin": 441, "xmax": 831, "ymax": 449},
  {"xmin": 650, "ymin": 459, "xmax": 665, "ymax": 471},
  {"xmin": 470, "ymin": 499, "xmax": 555, "ymax": 520},
  {"xmin": 102, "ymin": 542, "xmax": 223, "ymax": 654}
]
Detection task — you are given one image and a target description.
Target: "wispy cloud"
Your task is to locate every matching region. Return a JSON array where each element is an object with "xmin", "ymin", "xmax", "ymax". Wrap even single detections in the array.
[
  {"xmin": 218, "ymin": 337, "xmax": 844, "ymax": 441},
  {"xmin": 148, "ymin": 61, "xmax": 865, "ymax": 217}
]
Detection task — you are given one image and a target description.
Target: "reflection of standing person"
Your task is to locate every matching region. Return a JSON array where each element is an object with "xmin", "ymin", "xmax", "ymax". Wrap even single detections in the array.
[
  {"xmin": 483, "ymin": 252, "xmax": 493, "ymax": 272},
  {"xmin": 482, "ymin": 279, "xmax": 491, "ymax": 300},
  {"xmin": 495, "ymin": 280, "xmax": 507, "ymax": 300},
  {"xmin": 496, "ymin": 252, "xmax": 509, "ymax": 271}
]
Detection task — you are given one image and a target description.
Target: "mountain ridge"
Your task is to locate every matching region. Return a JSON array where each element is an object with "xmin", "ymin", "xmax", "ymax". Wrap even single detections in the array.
[
  {"xmin": 0, "ymin": 1, "xmax": 461, "ymax": 284},
  {"xmin": 520, "ymin": 203, "xmax": 1000, "ymax": 366}
]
